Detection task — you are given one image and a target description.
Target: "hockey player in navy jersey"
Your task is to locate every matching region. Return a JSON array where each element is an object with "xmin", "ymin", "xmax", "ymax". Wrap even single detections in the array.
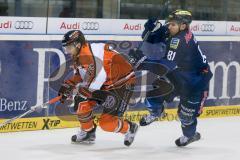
[{"xmin": 138, "ymin": 10, "xmax": 213, "ymax": 146}]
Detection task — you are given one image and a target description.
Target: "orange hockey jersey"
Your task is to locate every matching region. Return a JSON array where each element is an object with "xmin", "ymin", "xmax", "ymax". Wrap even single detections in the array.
[{"xmin": 66, "ymin": 42, "xmax": 135, "ymax": 105}]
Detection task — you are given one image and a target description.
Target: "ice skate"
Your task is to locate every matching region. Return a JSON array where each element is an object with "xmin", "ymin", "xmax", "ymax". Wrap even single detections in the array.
[
  {"xmin": 175, "ymin": 132, "xmax": 201, "ymax": 147},
  {"xmin": 124, "ymin": 121, "xmax": 139, "ymax": 146},
  {"xmin": 139, "ymin": 114, "xmax": 158, "ymax": 126},
  {"xmin": 139, "ymin": 111, "xmax": 166, "ymax": 126},
  {"xmin": 71, "ymin": 125, "xmax": 97, "ymax": 144}
]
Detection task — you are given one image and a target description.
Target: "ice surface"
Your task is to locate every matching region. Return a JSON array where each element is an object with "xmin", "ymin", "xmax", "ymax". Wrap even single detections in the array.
[{"xmin": 1, "ymin": 117, "xmax": 240, "ymax": 160}]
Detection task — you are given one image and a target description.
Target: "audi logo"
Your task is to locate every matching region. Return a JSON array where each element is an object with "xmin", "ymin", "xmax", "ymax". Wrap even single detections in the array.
[
  {"xmin": 81, "ymin": 22, "xmax": 99, "ymax": 30},
  {"xmin": 200, "ymin": 24, "xmax": 215, "ymax": 32},
  {"xmin": 14, "ymin": 21, "xmax": 34, "ymax": 29}
]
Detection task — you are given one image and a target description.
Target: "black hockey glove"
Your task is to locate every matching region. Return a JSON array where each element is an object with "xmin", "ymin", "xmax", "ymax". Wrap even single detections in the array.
[
  {"xmin": 144, "ymin": 18, "xmax": 162, "ymax": 32},
  {"xmin": 128, "ymin": 49, "xmax": 147, "ymax": 69},
  {"xmin": 144, "ymin": 18, "xmax": 158, "ymax": 32},
  {"xmin": 58, "ymin": 82, "xmax": 75, "ymax": 103}
]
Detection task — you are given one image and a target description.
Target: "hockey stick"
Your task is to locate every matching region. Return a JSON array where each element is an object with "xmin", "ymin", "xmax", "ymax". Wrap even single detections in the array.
[
  {"xmin": 0, "ymin": 96, "xmax": 61, "ymax": 128},
  {"xmin": 132, "ymin": 18, "xmax": 170, "ymax": 70},
  {"xmin": 105, "ymin": 71, "xmax": 135, "ymax": 90}
]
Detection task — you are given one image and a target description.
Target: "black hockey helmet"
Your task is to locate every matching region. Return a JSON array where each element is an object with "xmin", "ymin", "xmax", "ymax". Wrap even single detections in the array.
[
  {"xmin": 167, "ymin": 10, "xmax": 192, "ymax": 25},
  {"xmin": 62, "ymin": 30, "xmax": 86, "ymax": 47}
]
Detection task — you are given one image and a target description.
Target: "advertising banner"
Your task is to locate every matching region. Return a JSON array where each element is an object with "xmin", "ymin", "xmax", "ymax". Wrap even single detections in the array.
[
  {"xmin": 47, "ymin": 18, "xmax": 146, "ymax": 35},
  {"xmin": 0, "ymin": 36, "xmax": 240, "ymax": 121},
  {"xmin": 226, "ymin": 21, "xmax": 240, "ymax": 35},
  {"xmin": 0, "ymin": 16, "xmax": 46, "ymax": 34},
  {"xmin": 1, "ymin": 105, "xmax": 240, "ymax": 132},
  {"xmin": 47, "ymin": 18, "xmax": 226, "ymax": 36},
  {"xmin": 1, "ymin": 16, "xmax": 238, "ymax": 36},
  {"xmin": 190, "ymin": 21, "xmax": 226, "ymax": 36}
]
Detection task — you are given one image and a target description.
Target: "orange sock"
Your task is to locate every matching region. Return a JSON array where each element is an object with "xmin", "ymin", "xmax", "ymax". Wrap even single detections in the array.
[
  {"xmin": 80, "ymin": 119, "xmax": 94, "ymax": 131},
  {"xmin": 99, "ymin": 114, "xmax": 129, "ymax": 133}
]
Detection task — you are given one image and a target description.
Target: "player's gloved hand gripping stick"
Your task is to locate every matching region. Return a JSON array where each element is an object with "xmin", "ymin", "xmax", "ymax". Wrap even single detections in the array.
[{"xmin": 128, "ymin": 18, "xmax": 163, "ymax": 69}]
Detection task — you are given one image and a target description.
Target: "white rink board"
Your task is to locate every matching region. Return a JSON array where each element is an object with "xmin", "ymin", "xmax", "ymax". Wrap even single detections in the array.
[
  {"xmin": 1, "ymin": 117, "xmax": 240, "ymax": 160},
  {"xmin": 0, "ymin": 16, "xmax": 46, "ymax": 34},
  {"xmin": 1, "ymin": 16, "xmax": 240, "ymax": 36},
  {"xmin": 1, "ymin": 34, "xmax": 240, "ymax": 42}
]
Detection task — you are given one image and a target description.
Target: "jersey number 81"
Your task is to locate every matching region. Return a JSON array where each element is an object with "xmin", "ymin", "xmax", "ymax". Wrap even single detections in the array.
[{"xmin": 167, "ymin": 50, "xmax": 176, "ymax": 61}]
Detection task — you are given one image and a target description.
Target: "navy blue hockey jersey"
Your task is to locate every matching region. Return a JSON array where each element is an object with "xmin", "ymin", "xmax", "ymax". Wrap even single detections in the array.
[
  {"xmin": 143, "ymin": 28, "xmax": 212, "ymax": 95},
  {"xmin": 164, "ymin": 30, "xmax": 208, "ymax": 72}
]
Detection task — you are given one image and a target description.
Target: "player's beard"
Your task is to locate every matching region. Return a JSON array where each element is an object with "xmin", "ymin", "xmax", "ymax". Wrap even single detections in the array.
[{"xmin": 72, "ymin": 48, "xmax": 80, "ymax": 63}]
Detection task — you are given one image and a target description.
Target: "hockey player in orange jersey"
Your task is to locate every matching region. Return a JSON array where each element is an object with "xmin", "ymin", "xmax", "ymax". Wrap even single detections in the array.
[{"xmin": 58, "ymin": 30, "xmax": 138, "ymax": 146}]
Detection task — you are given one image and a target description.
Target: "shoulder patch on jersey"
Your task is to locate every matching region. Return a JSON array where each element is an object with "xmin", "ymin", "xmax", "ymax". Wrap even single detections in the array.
[{"xmin": 170, "ymin": 38, "xmax": 180, "ymax": 49}]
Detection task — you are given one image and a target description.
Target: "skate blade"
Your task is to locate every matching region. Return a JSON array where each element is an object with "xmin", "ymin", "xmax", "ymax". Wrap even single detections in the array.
[{"xmin": 71, "ymin": 140, "xmax": 95, "ymax": 145}]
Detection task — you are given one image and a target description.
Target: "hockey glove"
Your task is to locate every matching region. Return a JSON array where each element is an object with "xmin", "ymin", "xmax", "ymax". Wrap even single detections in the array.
[
  {"xmin": 144, "ymin": 18, "xmax": 163, "ymax": 32},
  {"xmin": 128, "ymin": 49, "xmax": 147, "ymax": 69},
  {"xmin": 58, "ymin": 81, "xmax": 75, "ymax": 103},
  {"xmin": 144, "ymin": 18, "xmax": 158, "ymax": 32}
]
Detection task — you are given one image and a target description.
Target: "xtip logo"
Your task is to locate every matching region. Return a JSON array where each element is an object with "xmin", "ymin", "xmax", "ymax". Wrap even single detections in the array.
[{"xmin": 42, "ymin": 119, "xmax": 61, "ymax": 130}]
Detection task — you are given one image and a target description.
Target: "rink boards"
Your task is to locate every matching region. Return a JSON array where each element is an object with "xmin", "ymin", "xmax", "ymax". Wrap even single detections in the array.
[
  {"xmin": 1, "ymin": 105, "xmax": 240, "ymax": 132},
  {"xmin": 0, "ymin": 35, "xmax": 240, "ymax": 132}
]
